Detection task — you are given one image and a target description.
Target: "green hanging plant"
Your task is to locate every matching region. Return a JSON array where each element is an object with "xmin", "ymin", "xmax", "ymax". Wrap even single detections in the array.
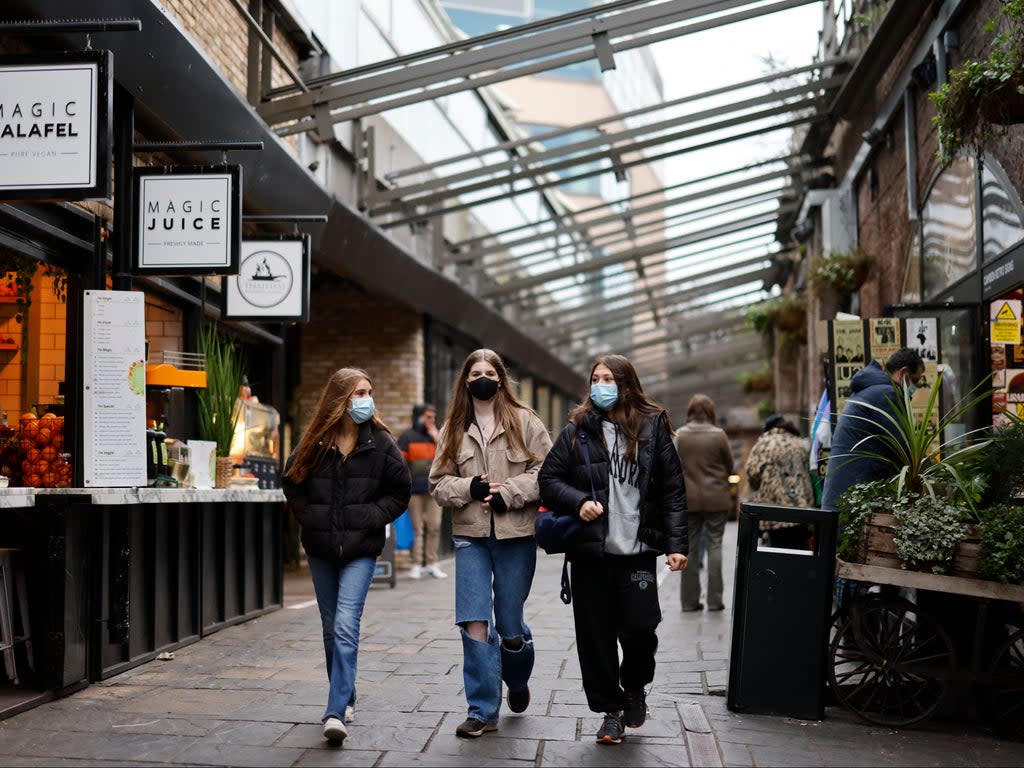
[
  {"xmin": 0, "ymin": 251, "xmax": 38, "ymax": 323},
  {"xmin": 807, "ymin": 248, "xmax": 872, "ymax": 299}
]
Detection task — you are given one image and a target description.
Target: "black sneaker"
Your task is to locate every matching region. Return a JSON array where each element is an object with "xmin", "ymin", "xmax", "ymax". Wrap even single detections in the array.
[
  {"xmin": 623, "ymin": 689, "xmax": 647, "ymax": 728},
  {"xmin": 455, "ymin": 717, "xmax": 498, "ymax": 738},
  {"xmin": 596, "ymin": 712, "xmax": 624, "ymax": 744},
  {"xmin": 507, "ymin": 684, "xmax": 530, "ymax": 713}
]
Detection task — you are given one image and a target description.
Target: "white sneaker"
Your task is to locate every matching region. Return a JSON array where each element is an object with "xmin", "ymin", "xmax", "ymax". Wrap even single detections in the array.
[
  {"xmin": 426, "ymin": 565, "xmax": 448, "ymax": 579},
  {"xmin": 408, "ymin": 565, "xmax": 422, "ymax": 579},
  {"xmin": 323, "ymin": 716, "xmax": 348, "ymax": 742},
  {"xmin": 344, "ymin": 704, "xmax": 355, "ymax": 723}
]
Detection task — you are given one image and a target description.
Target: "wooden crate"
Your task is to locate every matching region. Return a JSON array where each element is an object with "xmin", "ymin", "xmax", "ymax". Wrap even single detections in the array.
[{"xmin": 858, "ymin": 512, "xmax": 981, "ymax": 578}]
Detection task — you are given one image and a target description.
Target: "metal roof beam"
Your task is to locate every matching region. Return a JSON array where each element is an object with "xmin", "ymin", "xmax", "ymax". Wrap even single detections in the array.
[
  {"xmin": 480, "ymin": 208, "xmax": 781, "ymax": 298},
  {"xmin": 367, "ymin": 77, "xmax": 840, "ymax": 210},
  {"xmin": 645, "ymin": 355, "xmax": 764, "ymax": 397},
  {"xmin": 260, "ymin": 0, "xmax": 820, "ymax": 131},
  {"xmin": 631, "ymin": 332, "xmax": 762, "ymax": 372}
]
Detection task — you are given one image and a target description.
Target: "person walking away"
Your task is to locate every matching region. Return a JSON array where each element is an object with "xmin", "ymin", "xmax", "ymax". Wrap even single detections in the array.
[
  {"xmin": 428, "ymin": 349, "xmax": 552, "ymax": 738},
  {"xmin": 745, "ymin": 414, "xmax": 815, "ymax": 550},
  {"xmin": 281, "ymin": 368, "xmax": 411, "ymax": 744},
  {"xmin": 398, "ymin": 403, "xmax": 447, "ymax": 579},
  {"xmin": 539, "ymin": 354, "xmax": 688, "ymax": 746},
  {"xmin": 673, "ymin": 394, "xmax": 732, "ymax": 613}
]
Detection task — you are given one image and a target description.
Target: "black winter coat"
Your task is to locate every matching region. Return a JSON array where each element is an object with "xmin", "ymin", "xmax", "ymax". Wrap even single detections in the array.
[
  {"xmin": 282, "ymin": 423, "xmax": 411, "ymax": 564},
  {"xmin": 538, "ymin": 410, "xmax": 688, "ymax": 560}
]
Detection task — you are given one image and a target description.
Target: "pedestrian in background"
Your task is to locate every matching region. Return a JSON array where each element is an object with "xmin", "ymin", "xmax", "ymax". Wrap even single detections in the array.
[
  {"xmin": 746, "ymin": 414, "xmax": 815, "ymax": 549},
  {"xmin": 397, "ymin": 403, "xmax": 447, "ymax": 579},
  {"xmin": 428, "ymin": 348, "xmax": 552, "ymax": 738},
  {"xmin": 282, "ymin": 367, "xmax": 411, "ymax": 744},
  {"xmin": 673, "ymin": 394, "xmax": 733, "ymax": 613},
  {"xmin": 539, "ymin": 354, "xmax": 688, "ymax": 746}
]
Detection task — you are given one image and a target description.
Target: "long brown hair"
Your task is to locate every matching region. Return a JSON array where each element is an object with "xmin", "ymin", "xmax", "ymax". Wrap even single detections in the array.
[
  {"xmin": 567, "ymin": 354, "xmax": 672, "ymax": 462},
  {"xmin": 284, "ymin": 367, "xmax": 391, "ymax": 483},
  {"xmin": 436, "ymin": 348, "xmax": 540, "ymax": 467}
]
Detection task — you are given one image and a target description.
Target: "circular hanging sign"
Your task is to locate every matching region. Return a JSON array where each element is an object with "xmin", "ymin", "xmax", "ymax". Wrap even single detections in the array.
[{"xmin": 235, "ymin": 248, "xmax": 294, "ymax": 308}]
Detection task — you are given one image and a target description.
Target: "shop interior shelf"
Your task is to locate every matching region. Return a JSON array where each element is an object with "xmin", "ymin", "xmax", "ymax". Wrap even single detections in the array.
[
  {"xmin": 0, "ymin": 342, "xmax": 17, "ymax": 350},
  {"xmin": 0, "ymin": 296, "xmax": 19, "ymax": 303}
]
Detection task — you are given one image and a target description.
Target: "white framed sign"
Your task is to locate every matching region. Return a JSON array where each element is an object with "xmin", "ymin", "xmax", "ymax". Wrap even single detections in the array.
[
  {"xmin": 132, "ymin": 164, "xmax": 241, "ymax": 275},
  {"xmin": 82, "ymin": 290, "xmax": 147, "ymax": 488},
  {"xmin": 222, "ymin": 236, "xmax": 310, "ymax": 322},
  {"xmin": 0, "ymin": 51, "xmax": 112, "ymax": 200}
]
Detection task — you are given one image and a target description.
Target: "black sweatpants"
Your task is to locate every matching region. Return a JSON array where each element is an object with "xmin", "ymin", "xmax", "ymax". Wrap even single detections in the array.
[{"xmin": 569, "ymin": 552, "xmax": 662, "ymax": 713}]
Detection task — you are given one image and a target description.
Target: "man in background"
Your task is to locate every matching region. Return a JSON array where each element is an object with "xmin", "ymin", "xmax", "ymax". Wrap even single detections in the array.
[{"xmin": 398, "ymin": 404, "xmax": 447, "ymax": 579}]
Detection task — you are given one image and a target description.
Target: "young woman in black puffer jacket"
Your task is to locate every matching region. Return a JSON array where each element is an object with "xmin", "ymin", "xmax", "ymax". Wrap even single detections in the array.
[
  {"xmin": 282, "ymin": 367, "xmax": 411, "ymax": 745},
  {"xmin": 539, "ymin": 354, "xmax": 688, "ymax": 747}
]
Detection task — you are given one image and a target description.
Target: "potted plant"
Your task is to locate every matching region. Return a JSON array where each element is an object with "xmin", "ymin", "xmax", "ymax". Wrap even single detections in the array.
[
  {"xmin": 806, "ymin": 248, "xmax": 872, "ymax": 301},
  {"xmin": 834, "ymin": 372, "xmax": 993, "ymax": 575},
  {"xmin": 738, "ymin": 364, "xmax": 773, "ymax": 393},
  {"xmin": 971, "ymin": 410, "xmax": 1024, "ymax": 585},
  {"xmin": 196, "ymin": 325, "xmax": 245, "ymax": 488},
  {"xmin": 930, "ymin": 0, "xmax": 1024, "ymax": 162}
]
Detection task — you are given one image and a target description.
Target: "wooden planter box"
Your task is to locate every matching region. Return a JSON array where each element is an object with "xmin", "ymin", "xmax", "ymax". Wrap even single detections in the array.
[{"xmin": 856, "ymin": 512, "xmax": 980, "ymax": 578}]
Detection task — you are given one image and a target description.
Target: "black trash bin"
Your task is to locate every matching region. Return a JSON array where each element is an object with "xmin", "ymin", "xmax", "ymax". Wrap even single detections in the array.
[{"xmin": 726, "ymin": 502, "xmax": 837, "ymax": 720}]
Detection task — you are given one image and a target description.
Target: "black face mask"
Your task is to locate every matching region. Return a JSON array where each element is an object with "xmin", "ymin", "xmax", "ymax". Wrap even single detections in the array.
[{"xmin": 468, "ymin": 377, "xmax": 499, "ymax": 401}]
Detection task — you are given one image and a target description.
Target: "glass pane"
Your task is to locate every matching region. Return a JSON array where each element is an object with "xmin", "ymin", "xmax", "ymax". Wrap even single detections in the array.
[
  {"xmin": 981, "ymin": 162, "xmax": 1024, "ymax": 264},
  {"xmin": 922, "ymin": 156, "xmax": 977, "ymax": 299},
  {"xmin": 901, "ymin": 225, "xmax": 921, "ymax": 303}
]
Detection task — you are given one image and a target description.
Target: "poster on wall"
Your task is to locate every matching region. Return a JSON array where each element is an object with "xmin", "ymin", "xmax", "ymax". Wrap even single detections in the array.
[
  {"xmin": 0, "ymin": 51, "xmax": 112, "ymax": 200},
  {"xmin": 132, "ymin": 165, "xmax": 241, "ymax": 275},
  {"xmin": 222, "ymin": 236, "xmax": 310, "ymax": 322},
  {"xmin": 831, "ymin": 319, "xmax": 866, "ymax": 415},
  {"xmin": 868, "ymin": 318, "xmax": 902, "ymax": 364},
  {"xmin": 903, "ymin": 316, "xmax": 940, "ymax": 426},
  {"xmin": 990, "ymin": 299, "xmax": 1021, "ymax": 345},
  {"xmin": 82, "ymin": 290, "xmax": 147, "ymax": 487}
]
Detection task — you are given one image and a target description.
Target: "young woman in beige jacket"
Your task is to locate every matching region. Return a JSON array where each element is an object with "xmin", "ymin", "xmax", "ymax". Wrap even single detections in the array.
[{"xmin": 428, "ymin": 348, "xmax": 552, "ymax": 739}]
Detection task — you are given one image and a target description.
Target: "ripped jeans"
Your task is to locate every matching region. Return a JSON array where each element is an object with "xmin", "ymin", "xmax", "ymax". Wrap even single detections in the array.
[{"xmin": 453, "ymin": 530, "xmax": 537, "ymax": 723}]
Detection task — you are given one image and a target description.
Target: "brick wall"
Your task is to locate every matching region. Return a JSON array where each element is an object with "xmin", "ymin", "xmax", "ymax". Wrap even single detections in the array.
[
  {"xmin": 293, "ymin": 278, "xmax": 424, "ymax": 440},
  {"xmin": 145, "ymin": 294, "xmax": 185, "ymax": 361}
]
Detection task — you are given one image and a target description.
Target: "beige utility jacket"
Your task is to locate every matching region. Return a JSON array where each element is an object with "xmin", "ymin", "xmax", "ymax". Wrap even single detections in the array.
[{"xmin": 429, "ymin": 408, "xmax": 552, "ymax": 539}]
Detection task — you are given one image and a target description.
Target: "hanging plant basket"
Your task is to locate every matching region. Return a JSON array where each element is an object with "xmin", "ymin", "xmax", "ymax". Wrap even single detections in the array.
[{"xmin": 774, "ymin": 305, "xmax": 805, "ymax": 332}]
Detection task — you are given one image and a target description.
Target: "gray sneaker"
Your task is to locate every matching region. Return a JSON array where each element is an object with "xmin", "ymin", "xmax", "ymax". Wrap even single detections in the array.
[
  {"xmin": 323, "ymin": 716, "xmax": 348, "ymax": 742},
  {"xmin": 455, "ymin": 717, "xmax": 498, "ymax": 738},
  {"xmin": 596, "ymin": 712, "xmax": 624, "ymax": 744}
]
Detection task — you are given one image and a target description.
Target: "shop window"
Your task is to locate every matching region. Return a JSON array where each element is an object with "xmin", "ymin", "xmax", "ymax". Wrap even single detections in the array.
[
  {"xmin": 921, "ymin": 156, "xmax": 976, "ymax": 300},
  {"xmin": 900, "ymin": 225, "xmax": 921, "ymax": 303},
  {"xmin": 981, "ymin": 159, "xmax": 1024, "ymax": 264}
]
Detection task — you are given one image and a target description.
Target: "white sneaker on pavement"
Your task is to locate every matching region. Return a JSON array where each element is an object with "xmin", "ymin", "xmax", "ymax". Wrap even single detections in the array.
[
  {"xmin": 323, "ymin": 717, "xmax": 348, "ymax": 742},
  {"xmin": 426, "ymin": 565, "xmax": 448, "ymax": 579},
  {"xmin": 408, "ymin": 565, "xmax": 422, "ymax": 579},
  {"xmin": 344, "ymin": 704, "xmax": 355, "ymax": 723}
]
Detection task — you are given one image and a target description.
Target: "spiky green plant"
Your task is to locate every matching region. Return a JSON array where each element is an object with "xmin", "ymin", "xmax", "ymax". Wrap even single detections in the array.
[{"xmin": 196, "ymin": 325, "xmax": 245, "ymax": 457}]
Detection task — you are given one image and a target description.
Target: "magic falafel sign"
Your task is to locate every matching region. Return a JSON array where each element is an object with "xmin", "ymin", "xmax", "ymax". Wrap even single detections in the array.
[
  {"xmin": 132, "ymin": 165, "xmax": 241, "ymax": 275},
  {"xmin": 222, "ymin": 236, "xmax": 310, "ymax": 322},
  {"xmin": 0, "ymin": 51, "xmax": 112, "ymax": 199}
]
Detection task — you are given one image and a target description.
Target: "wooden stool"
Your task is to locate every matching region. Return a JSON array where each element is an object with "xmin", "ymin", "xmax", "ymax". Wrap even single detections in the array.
[{"xmin": 0, "ymin": 549, "xmax": 31, "ymax": 685}]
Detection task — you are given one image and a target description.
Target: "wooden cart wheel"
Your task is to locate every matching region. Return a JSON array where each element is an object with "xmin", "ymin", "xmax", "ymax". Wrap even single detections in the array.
[
  {"xmin": 984, "ymin": 627, "xmax": 1024, "ymax": 741},
  {"xmin": 828, "ymin": 595, "xmax": 956, "ymax": 726}
]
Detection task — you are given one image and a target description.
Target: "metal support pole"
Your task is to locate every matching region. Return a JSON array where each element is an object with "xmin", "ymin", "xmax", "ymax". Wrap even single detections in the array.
[{"xmin": 112, "ymin": 83, "xmax": 134, "ymax": 292}]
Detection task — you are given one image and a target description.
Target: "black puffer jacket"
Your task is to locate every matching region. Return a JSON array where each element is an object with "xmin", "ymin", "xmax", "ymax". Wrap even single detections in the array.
[
  {"xmin": 538, "ymin": 410, "xmax": 688, "ymax": 560},
  {"xmin": 282, "ymin": 423, "xmax": 411, "ymax": 564}
]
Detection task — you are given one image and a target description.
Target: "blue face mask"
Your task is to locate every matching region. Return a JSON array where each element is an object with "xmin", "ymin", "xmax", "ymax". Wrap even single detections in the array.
[
  {"xmin": 906, "ymin": 383, "xmax": 917, "ymax": 398},
  {"xmin": 590, "ymin": 383, "xmax": 618, "ymax": 411},
  {"xmin": 347, "ymin": 396, "xmax": 376, "ymax": 424}
]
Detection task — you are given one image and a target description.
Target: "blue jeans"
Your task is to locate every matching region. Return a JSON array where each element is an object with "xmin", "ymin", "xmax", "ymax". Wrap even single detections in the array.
[
  {"xmin": 453, "ymin": 531, "xmax": 537, "ymax": 723},
  {"xmin": 308, "ymin": 554, "xmax": 376, "ymax": 723}
]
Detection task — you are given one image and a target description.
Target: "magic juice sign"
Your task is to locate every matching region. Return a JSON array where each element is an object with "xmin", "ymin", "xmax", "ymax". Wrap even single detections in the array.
[
  {"xmin": 0, "ymin": 51, "xmax": 112, "ymax": 199},
  {"xmin": 132, "ymin": 165, "xmax": 241, "ymax": 275}
]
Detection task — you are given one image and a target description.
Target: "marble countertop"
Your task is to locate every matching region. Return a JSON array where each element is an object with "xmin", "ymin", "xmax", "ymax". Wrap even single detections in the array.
[
  {"xmin": 0, "ymin": 488, "xmax": 35, "ymax": 508},
  {"xmin": 27, "ymin": 487, "xmax": 286, "ymax": 505}
]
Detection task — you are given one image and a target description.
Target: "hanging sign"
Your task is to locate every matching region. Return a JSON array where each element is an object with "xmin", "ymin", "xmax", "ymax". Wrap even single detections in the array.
[
  {"xmin": 0, "ymin": 51, "xmax": 112, "ymax": 200},
  {"xmin": 82, "ymin": 290, "xmax": 147, "ymax": 487},
  {"xmin": 132, "ymin": 165, "xmax": 241, "ymax": 275},
  {"xmin": 222, "ymin": 235, "xmax": 311, "ymax": 322},
  {"xmin": 990, "ymin": 299, "xmax": 1021, "ymax": 345}
]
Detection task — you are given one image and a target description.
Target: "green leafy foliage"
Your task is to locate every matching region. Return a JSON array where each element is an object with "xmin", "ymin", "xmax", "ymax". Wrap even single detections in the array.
[
  {"xmin": 930, "ymin": 0, "xmax": 1024, "ymax": 161},
  {"xmin": 836, "ymin": 478, "xmax": 896, "ymax": 560},
  {"xmin": 807, "ymin": 248, "xmax": 872, "ymax": 298},
  {"xmin": 196, "ymin": 325, "xmax": 245, "ymax": 457},
  {"xmin": 973, "ymin": 409, "xmax": 1024, "ymax": 507},
  {"xmin": 978, "ymin": 504, "xmax": 1024, "ymax": 585},
  {"xmin": 892, "ymin": 493, "xmax": 965, "ymax": 574}
]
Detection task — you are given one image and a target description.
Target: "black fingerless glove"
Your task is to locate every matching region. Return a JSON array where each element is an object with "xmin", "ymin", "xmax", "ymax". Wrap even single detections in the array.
[
  {"xmin": 489, "ymin": 491, "xmax": 507, "ymax": 514},
  {"xmin": 470, "ymin": 475, "xmax": 490, "ymax": 501}
]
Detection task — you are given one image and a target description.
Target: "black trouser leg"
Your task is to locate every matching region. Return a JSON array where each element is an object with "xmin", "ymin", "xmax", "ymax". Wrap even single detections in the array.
[{"xmin": 570, "ymin": 553, "xmax": 662, "ymax": 713}]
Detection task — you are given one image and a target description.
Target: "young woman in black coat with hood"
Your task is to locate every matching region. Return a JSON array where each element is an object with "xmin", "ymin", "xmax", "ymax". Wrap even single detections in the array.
[
  {"xmin": 282, "ymin": 367, "xmax": 411, "ymax": 744},
  {"xmin": 538, "ymin": 354, "xmax": 688, "ymax": 746}
]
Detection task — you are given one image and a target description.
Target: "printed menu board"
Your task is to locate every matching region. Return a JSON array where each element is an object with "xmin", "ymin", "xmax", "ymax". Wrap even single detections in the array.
[{"xmin": 82, "ymin": 290, "xmax": 147, "ymax": 487}]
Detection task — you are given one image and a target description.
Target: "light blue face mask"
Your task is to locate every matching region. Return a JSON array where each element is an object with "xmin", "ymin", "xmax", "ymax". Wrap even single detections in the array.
[
  {"xmin": 590, "ymin": 382, "xmax": 618, "ymax": 411},
  {"xmin": 347, "ymin": 396, "xmax": 376, "ymax": 424},
  {"xmin": 906, "ymin": 383, "xmax": 917, "ymax": 398}
]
